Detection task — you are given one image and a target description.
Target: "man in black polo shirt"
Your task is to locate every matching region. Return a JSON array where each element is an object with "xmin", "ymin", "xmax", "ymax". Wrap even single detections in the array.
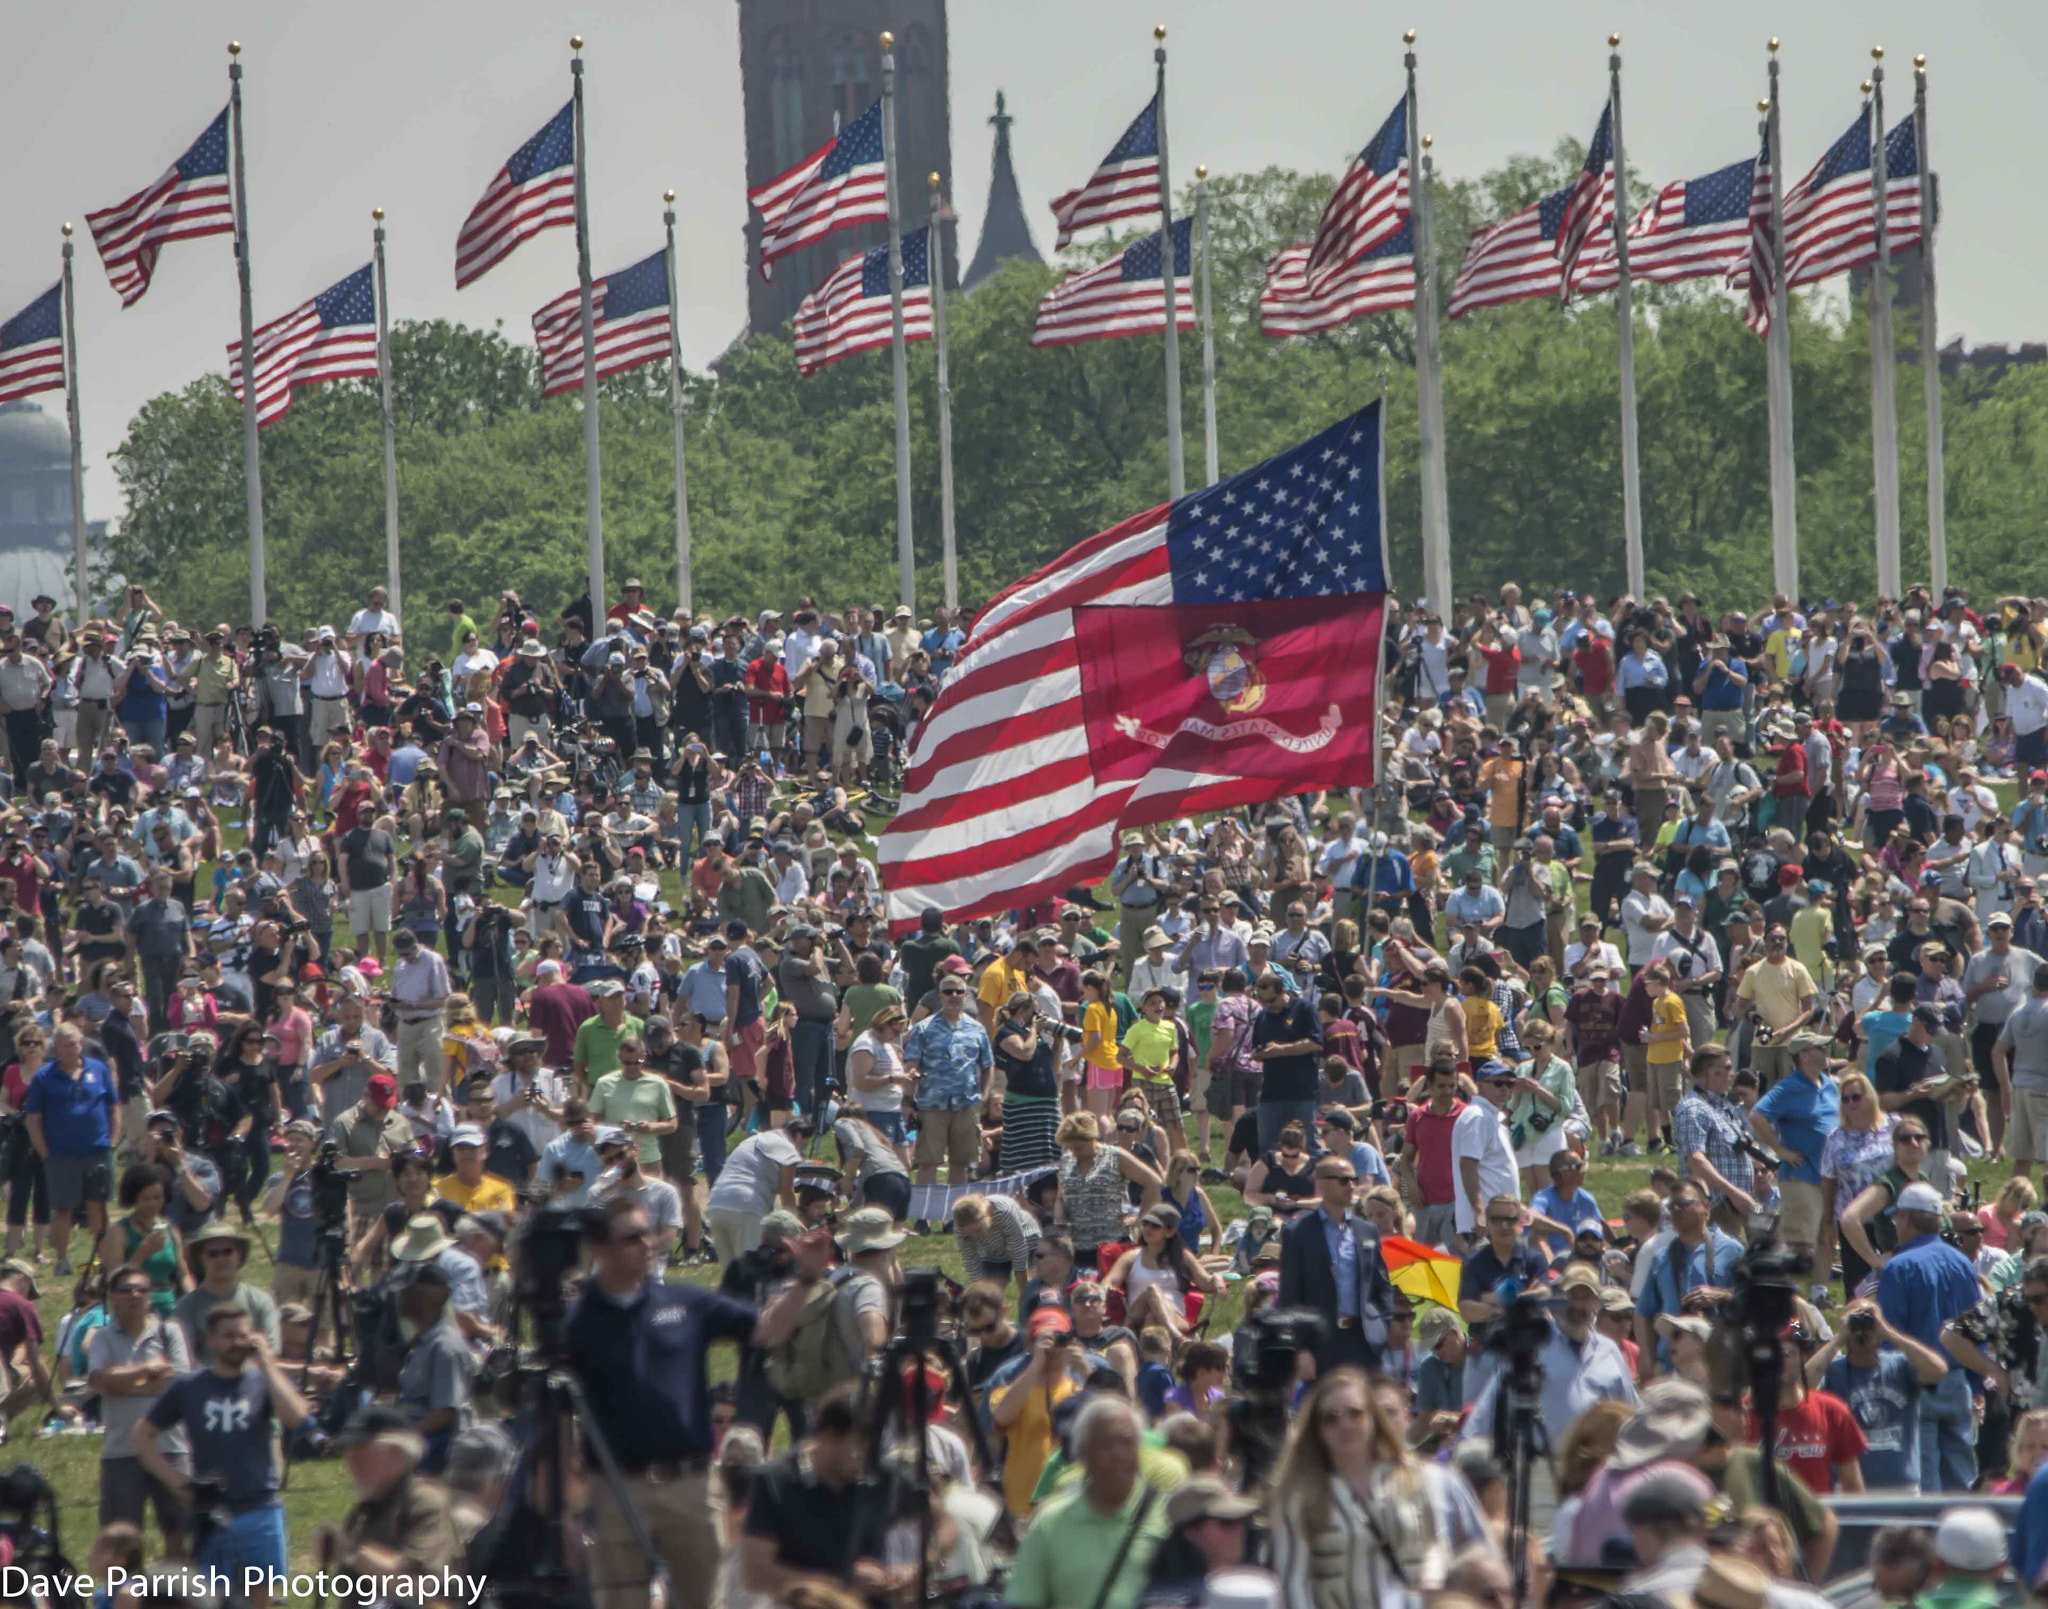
[
  {"xmin": 1457, "ymin": 1193, "xmax": 1550, "ymax": 1401},
  {"xmin": 1249, "ymin": 973, "xmax": 1324, "ymax": 1152},
  {"xmin": 564, "ymin": 1195, "xmax": 828, "ymax": 1609},
  {"xmin": 740, "ymin": 1381, "xmax": 904, "ymax": 1602}
]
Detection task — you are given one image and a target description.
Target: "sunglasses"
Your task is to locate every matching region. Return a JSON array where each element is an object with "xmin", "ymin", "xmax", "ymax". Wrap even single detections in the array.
[
  {"xmin": 939, "ymin": 987, "xmax": 967, "ymax": 997},
  {"xmin": 1072, "ymin": 1292, "xmax": 1105, "ymax": 1306},
  {"xmin": 1841, "ymin": 1092, "xmax": 1866, "ymax": 1103},
  {"xmin": 1896, "ymin": 1132, "xmax": 1928, "ymax": 1145},
  {"xmin": 203, "ymin": 1246, "xmax": 241, "ymax": 1259}
]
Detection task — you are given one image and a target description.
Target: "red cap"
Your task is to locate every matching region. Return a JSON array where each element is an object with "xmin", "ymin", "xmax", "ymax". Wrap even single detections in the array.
[
  {"xmin": 937, "ymin": 955, "xmax": 971, "ymax": 976},
  {"xmin": 1776, "ymin": 864, "xmax": 1804, "ymax": 887},
  {"xmin": 1028, "ymin": 1305, "xmax": 1073, "ymax": 1337},
  {"xmin": 366, "ymin": 1072, "xmax": 397, "ymax": 1103}
]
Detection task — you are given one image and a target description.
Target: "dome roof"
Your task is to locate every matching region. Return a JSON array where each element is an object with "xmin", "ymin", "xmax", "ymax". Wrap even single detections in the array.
[{"xmin": 0, "ymin": 403, "xmax": 70, "ymax": 472}]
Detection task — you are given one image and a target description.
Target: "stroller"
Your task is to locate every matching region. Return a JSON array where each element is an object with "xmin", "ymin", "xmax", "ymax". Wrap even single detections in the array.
[{"xmin": 865, "ymin": 686, "xmax": 908, "ymax": 805}]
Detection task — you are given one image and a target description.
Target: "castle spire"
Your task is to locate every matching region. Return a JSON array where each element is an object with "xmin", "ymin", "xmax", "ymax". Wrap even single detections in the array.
[{"xmin": 963, "ymin": 90, "xmax": 1043, "ymax": 289}]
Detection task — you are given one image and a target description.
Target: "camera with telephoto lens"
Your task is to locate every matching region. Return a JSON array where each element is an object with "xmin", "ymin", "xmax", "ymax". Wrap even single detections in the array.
[
  {"xmin": 1708, "ymin": 1233, "xmax": 1808, "ymax": 1398},
  {"xmin": 305, "ymin": 1139, "xmax": 351, "ymax": 1233},
  {"xmin": 1483, "ymin": 1276, "xmax": 1557, "ymax": 1372},
  {"xmin": 1232, "ymin": 1307, "xmax": 1326, "ymax": 1394},
  {"xmin": 1039, "ymin": 1014, "xmax": 1085, "ymax": 1047},
  {"xmin": 515, "ymin": 1201, "xmax": 604, "ymax": 1356},
  {"xmin": 0, "ymin": 1463, "xmax": 72, "ymax": 1577}
]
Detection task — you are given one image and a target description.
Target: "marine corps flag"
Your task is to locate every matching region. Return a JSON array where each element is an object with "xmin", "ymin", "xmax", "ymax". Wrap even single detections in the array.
[{"xmin": 880, "ymin": 402, "xmax": 1389, "ymax": 933}]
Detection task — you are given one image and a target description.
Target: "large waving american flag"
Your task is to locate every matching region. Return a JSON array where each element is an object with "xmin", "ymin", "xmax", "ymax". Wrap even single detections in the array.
[
  {"xmin": 1555, "ymin": 101, "xmax": 1617, "ymax": 292},
  {"xmin": 1302, "ymin": 99, "xmax": 1409, "ymax": 293},
  {"xmin": 0, "ymin": 287, "xmax": 65, "ymax": 406},
  {"xmin": 1031, "ymin": 219, "xmax": 1194, "ymax": 348},
  {"xmin": 454, "ymin": 102, "xmax": 576, "ymax": 290},
  {"xmin": 1448, "ymin": 186, "xmax": 1573, "ymax": 318},
  {"xmin": 751, "ymin": 102, "xmax": 889, "ymax": 275},
  {"xmin": 227, "ymin": 265, "xmax": 379, "ymax": 430},
  {"xmin": 793, "ymin": 228, "xmax": 932, "ymax": 378},
  {"xmin": 532, "ymin": 248, "xmax": 673, "ymax": 398},
  {"xmin": 879, "ymin": 403, "xmax": 1389, "ymax": 934},
  {"xmin": 1571, "ymin": 151, "xmax": 1758, "ymax": 299},
  {"xmin": 1049, "ymin": 95, "xmax": 1161, "ymax": 251},
  {"xmin": 1262, "ymin": 223, "xmax": 1414, "ymax": 338},
  {"xmin": 84, "ymin": 107, "xmax": 234, "ymax": 308}
]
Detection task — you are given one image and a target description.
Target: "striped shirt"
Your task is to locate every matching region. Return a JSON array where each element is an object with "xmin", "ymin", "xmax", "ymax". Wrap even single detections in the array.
[{"xmin": 958, "ymin": 1195, "xmax": 1040, "ymax": 1284}]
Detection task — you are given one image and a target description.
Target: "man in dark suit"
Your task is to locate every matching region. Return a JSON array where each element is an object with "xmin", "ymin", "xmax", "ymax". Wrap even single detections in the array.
[{"xmin": 1278, "ymin": 1151, "xmax": 1398, "ymax": 1374}]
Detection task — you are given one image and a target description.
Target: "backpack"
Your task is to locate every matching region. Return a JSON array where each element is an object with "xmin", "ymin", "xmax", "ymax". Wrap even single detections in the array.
[{"xmin": 764, "ymin": 1269, "xmax": 876, "ymax": 1402}]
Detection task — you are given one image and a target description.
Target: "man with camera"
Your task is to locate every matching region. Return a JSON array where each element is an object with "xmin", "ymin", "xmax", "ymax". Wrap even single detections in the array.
[
  {"xmin": 1804, "ymin": 1294, "xmax": 1952, "ymax": 1492},
  {"xmin": 1876, "ymin": 1178, "xmax": 1990, "ymax": 1492},
  {"xmin": 136, "ymin": 1303, "xmax": 312, "ymax": 1609},
  {"xmin": 1672, "ymin": 1046, "xmax": 1761, "ymax": 1238},
  {"xmin": 309, "ymin": 994, "xmax": 397, "ymax": 1127},
  {"xmin": 391, "ymin": 1258, "xmax": 475, "ymax": 1474},
  {"xmin": 565, "ymin": 1194, "xmax": 833, "ymax": 1609},
  {"xmin": 1631, "ymin": 1180, "xmax": 1744, "ymax": 1381},
  {"xmin": 260, "ymin": 1119, "xmax": 347, "ymax": 1318},
  {"xmin": 142, "ymin": 1108, "xmax": 222, "ymax": 1236}
]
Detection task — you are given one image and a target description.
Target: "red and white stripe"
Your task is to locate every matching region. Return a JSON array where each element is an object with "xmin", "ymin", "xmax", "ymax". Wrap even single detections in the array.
[
  {"xmin": 85, "ymin": 164, "xmax": 233, "ymax": 309},
  {"xmin": 1031, "ymin": 257, "xmax": 1192, "ymax": 349},
  {"xmin": 1261, "ymin": 243, "xmax": 1412, "ymax": 338},
  {"xmin": 1448, "ymin": 199, "xmax": 1564, "ymax": 319},
  {"xmin": 227, "ymin": 306, "xmax": 378, "ymax": 431},
  {"xmin": 792, "ymin": 255, "xmax": 932, "ymax": 378},
  {"xmin": 531, "ymin": 287, "xmax": 672, "ymax": 399},
  {"xmin": 1784, "ymin": 171, "xmax": 1922, "ymax": 290}
]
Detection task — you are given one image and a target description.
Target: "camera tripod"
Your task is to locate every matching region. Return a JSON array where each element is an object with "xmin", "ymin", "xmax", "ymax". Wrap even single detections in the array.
[
  {"xmin": 861, "ymin": 1281, "xmax": 1007, "ymax": 1605},
  {"xmin": 1489, "ymin": 1351, "xmax": 1555, "ymax": 1609},
  {"xmin": 299, "ymin": 1218, "xmax": 356, "ymax": 1389}
]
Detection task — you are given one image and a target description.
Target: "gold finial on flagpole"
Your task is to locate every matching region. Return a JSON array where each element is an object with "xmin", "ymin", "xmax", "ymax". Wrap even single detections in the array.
[
  {"xmin": 1154, "ymin": 24, "xmax": 1167, "ymax": 41},
  {"xmin": 1403, "ymin": 28, "xmax": 1417, "ymax": 44},
  {"xmin": 227, "ymin": 40, "xmax": 241, "ymax": 56},
  {"xmin": 1609, "ymin": 32, "xmax": 1621, "ymax": 48},
  {"xmin": 1421, "ymin": 134, "xmax": 1433, "ymax": 150},
  {"xmin": 1758, "ymin": 100, "xmax": 1770, "ymax": 114},
  {"xmin": 61, "ymin": 222, "xmax": 72, "ymax": 238},
  {"xmin": 372, "ymin": 207, "xmax": 384, "ymax": 222},
  {"xmin": 879, "ymin": 30, "xmax": 893, "ymax": 49},
  {"xmin": 1769, "ymin": 38, "xmax": 1780, "ymax": 53},
  {"xmin": 1195, "ymin": 164, "xmax": 1208, "ymax": 180},
  {"xmin": 664, "ymin": 189, "xmax": 675, "ymax": 204},
  {"xmin": 1861, "ymin": 79, "xmax": 1873, "ymax": 94},
  {"xmin": 1871, "ymin": 45, "xmax": 1885, "ymax": 60}
]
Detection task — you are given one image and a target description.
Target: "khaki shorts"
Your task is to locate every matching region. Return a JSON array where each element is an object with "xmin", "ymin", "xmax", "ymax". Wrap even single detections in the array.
[
  {"xmin": 1388, "ymin": 1044, "xmax": 1429, "ymax": 1093},
  {"xmin": 1620, "ymin": 1042, "xmax": 1649, "ymax": 1099},
  {"xmin": 1576, "ymin": 1059, "xmax": 1622, "ymax": 1111},
  {"xmin": 2011, "ymin": 1087, "xmax": 2048, "ymax": 1164},
  {"xmin": 1189, "ymin": 1060, "xmax": 1212, "ymax": 1109},
  {"xmin": 914, "ymin": 1106, "xmax": 981, "ymax": 1172},
  {"xmin": 1646, "ymin": 1055, "xmax": 1687, "ymax": 1114},
  {"xmin": 1778, "ymin": 1176, "xmax": 1825, "ymax": 1252}
]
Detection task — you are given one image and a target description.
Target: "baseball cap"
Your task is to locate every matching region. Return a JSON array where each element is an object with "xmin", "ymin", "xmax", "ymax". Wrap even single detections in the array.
[
  {"xmin": 366, "ymin": 1072, "xmax": 397, "ymax": 1101},
  {"xmin": 1027, "ymin": 1305, "xmax": 1073, "ymax": 1337},
  {"xmin": 449, "ymin": 1125, "xmax": 486, "ymax": 1149},
  {"xmin": 1896, "ymin": 1180, "xmax": 1946, "ymax": 1214},
  {"xmin": 1557, "ymin": 1264, "xmax": 1602, "ymax": 1295},
  {"xmin": 595, "ymin": 1126, "xmax": 630, "ymax": 1151},
  {"xmin": 1934, "ymin": 1508, "xmax": 2009, "ymax": 1572}
]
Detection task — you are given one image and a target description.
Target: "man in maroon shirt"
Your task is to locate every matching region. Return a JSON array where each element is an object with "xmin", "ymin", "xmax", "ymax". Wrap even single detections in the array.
[
  {"xmin": 523, "ymin": 959, "xmax": 595, "ymax": 1069},
  {"xmin": 1400, "ymin": 1062, "xmax": 1467, "ymax": 1250},
  {"xmin": 1566, "ymin": 965, "xmax": 1629, "ymax": 1157}
]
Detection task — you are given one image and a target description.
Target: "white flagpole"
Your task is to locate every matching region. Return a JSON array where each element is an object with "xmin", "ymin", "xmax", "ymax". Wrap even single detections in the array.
[
  {"xmin": 929, "ymin": 174, "xmax": 959, "ymax": 611},
  {"xmin": 570, "ymin": 36, "xmax": 606, "ymax": 617},
  {"xmin": 1867, "ymin": 48, "xmax": 1902, "ymax": 599},
  {"xmin": 227, "ymin": 41, "xmax": 265, "ymax": 623},
  {"xmin": 60, "ymin": 224, "xmax": 87, "ymax": 626},
  {"xmin": 1764, "ymin": 40, "xmax": 1800, "ymax": 600},
  {"xmin": 880, "ymin": 30, "xmax": 916, "ymax": 608},
  {"xmin": 1608, "ymin": 34, "xmax": 1645, "ymax": 599},
  {"xmin": 1405, "ymin": 31, "xmax": 1453, "ymax": 615},
  {"xmin": 662, "ymin": 190, "xmax": 694, "ymax": 618},
  {"xmin": 1914, "ymin": 55, "xmax": 1946, "ymax": 596},
  {"xmin": 1196, "ymin": 164, "xmax": 1219, "ymax": 487},
  {"xmin": 1155, "ymin": 25, "xmax": 1185, "ymax": 501},
  {"xmin": 372, "ymin": 208, "xmax": 402, "ymax": 622}
]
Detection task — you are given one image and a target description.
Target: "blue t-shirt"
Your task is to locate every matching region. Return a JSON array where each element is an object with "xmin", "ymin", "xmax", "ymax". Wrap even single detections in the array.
[
  {"xmin": 1137, "ymin": 1360, "xmax": 1174, "ymax": 1420},
  {"xmin": 1822, "ymin": 1350, "xmax": 1922, "ymax": 1492},
  {"xmin": 1862, "ymin": 1008, "xmax": 1912, "ymax": 1074},
  {"xmin": 1530, "ymin": 1184, "xmax": 1606, "ymax": 1256},
  {"xmin": 1699, "ymin": 663, "xmax": 1747, "ymax": 711},
  {"xmin": 146, "ymin": 1367, "xmax": 278, "ymax": 1508},
  {"xmin": 1877, "ymin": 1234, "xmax": 1984, "ymax": 1364},
  {"xmin": 1750, "ymin": 1070, "xmax": 1839, "ymax": 1185},
  {"xmin": 563, "ymin": 1274, "xmax": 757, "ymax": 1464},
  {"xmin": 23, "ymin": 1057, "xmax": 118, "ymax": 1155}
]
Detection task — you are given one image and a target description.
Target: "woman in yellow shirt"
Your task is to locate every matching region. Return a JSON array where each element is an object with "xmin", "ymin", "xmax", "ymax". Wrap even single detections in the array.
[
  {"xmin": 1642, "ymin": 961, "xmax": 1693, "ymax": 1130},
  {"xmin": 1459, "ymin": 967, "xmax": 1504, "ymax": 1065},
  {"xmin": 1079, "ymin": 971, "xmax": 1122, "ymax": 1118}
]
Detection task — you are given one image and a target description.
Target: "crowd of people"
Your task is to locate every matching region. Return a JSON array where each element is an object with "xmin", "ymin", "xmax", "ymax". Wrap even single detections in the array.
[{"xmin": 0, "ymin": 576, "xmax": 2045, "ymax": 1607}]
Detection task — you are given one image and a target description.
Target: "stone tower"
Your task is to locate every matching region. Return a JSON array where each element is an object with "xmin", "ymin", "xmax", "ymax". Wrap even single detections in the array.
[
  {"xmin": 963, "ymin": 91, "xmax": 1044, "ymax": 290},
  {"xmin": 737, "ymin": 0, "xmax": 956, "ymax": 336}
]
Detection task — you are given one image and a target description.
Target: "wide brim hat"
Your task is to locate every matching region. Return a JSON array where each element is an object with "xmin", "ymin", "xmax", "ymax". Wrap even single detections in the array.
[
  {"xmin": 184, "ymin": 1220, "xmax": 251, "ymax": 1276},
  {"xmin": 392, "ymin": 1213, "xmax": 454, "ymax": 1263},
  {"xmin": 1609, "ymin": 1379, "xmax": 1712, "ymax": 1473}
]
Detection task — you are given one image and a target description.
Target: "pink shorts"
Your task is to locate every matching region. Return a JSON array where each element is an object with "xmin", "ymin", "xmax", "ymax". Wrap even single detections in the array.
[
  {"xmin": 1087, "ymin": 1063, "xmax": 1125, "ymax": 1093},
  {"xmin": 730, "ymin": 1018, "xmax": 766, "ymax": 1083}
]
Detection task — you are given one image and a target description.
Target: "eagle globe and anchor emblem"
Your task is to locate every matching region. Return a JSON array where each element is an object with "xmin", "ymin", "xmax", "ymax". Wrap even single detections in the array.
[{"xmin": 1114, "ymin": 624, "xmax": 1342, "ymax": 753}]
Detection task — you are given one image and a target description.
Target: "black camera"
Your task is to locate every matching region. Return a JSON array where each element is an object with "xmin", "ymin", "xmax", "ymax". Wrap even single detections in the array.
[
  {"xmin": 305, "ymin": 1140, "xmax": 351, "ymax": 1232},
  {"xmin": 1233, "ymin": 1307, "xmax": 1327, "ymax": 1394},
  {"xmin": 900, "ymin": 1267, "xmax": 944, "ymax": 1346},
  {"xmin": 515, "ymin": 1201, "xmax": 603, "ymax": 1353}
]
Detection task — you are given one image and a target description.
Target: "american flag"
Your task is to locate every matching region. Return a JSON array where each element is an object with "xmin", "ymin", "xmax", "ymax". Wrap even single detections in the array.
[
  {"xmin": 878, "ymin": 403, "xmax": 1389, "ymax": 933},
  {"xmin": 1049, "ymin": 94, "xmax": 1161, "ymax": 251},
  {"xmin": 1782, "ymin": 110, "xmax": 1922, "ymax": 289},
  {"xmin": 1572, "ymin": 152, "xmax": 1757, "ymax": 298},
  {"xmin": 1448, "ymin": 185, "xmax": 1575, "ymax": 318},
  {"xmin": 0, "ymin": 287, "xmax": 64, "ymax": 407},
  {"xmin": 1262, "ymin": 223, "xmax": 1414, "ymax": 338},
  {"xmin": 454, "ymin": 102, "xmax": 576, "ymax": 290},
  {"xmin": 532, "ymin": 248, "xmax": 673, "ymax": 398},
  {"xmin": 1031, "ymin": 218, "xmax": 1194, "ymax": 348},
  {"xmin": 1555, "ymin": 102, "xmax": 1617, "ymax": 290},
  {"xmin": 227, "ymin": 264, "xmax": 379, "ymax": 430},
  {"xmin": 751, "ymin": 101, "xmax": 889, "ymax": 275},
  {"xmin": 1303, "ymin": 98, "xmax": 1409, "ymax": 292},
  {"xmin": 84, "ymin": 107, "xmax": 234, "ymax": 308},
  {"xmin": 793, "ymin": 228, "xmax": 932, "ymax": 378},
  {"xmin": 1740, "ymin": 130, "xmax": 1779, "ymax": 337}
]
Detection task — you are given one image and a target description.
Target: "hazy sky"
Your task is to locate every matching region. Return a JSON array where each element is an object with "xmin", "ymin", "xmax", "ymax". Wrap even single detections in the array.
[{"xmin": 9, "ymin": 0, "xmax": 2044, "ymax": 522}]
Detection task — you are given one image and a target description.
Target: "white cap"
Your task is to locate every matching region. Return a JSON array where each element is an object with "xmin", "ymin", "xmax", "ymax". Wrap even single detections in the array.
[
  {"xmin": 1935, "ymin": 1507, "xmax": 2008, "ymax": 1571},
  {"xmin": 1896, "ymin": 1180, "xmax": 1946, "ymax": 1214},
  {"xmin": 449, "ymin": 1124, "xmax": 486, "ymax": 1149},
  {"xmin": 1201, "ymin": 1570, "xmax": 1281, "ymax": 1609}
]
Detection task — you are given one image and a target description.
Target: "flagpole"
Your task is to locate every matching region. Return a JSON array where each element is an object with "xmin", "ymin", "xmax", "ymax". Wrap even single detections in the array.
[
  {"xmin": 1196, "ymin": 164, "xmax": 1219, "ymax": 487},
  {"xmin": 571, "ymin": 37, "xmax": 606, "ymax": 617},
  {"xmin": 1867, "ymin": 48, "xmax": 1902, "ymax": 600},
  {"xmin": 928, "ymin": 174, "xmax": 959, "ymax": 612},
  {"xmin": 60, "ymin": 224, "xmax": 87, "ymax": 627},
  {"xmin": 371, "ymin": 208, "xmax": 403, "ymax": 624},
  {"xmin": 227, "ymin": 41, "xmax": 265, "ymax": 624},
  {"xmin": 1764, "ymin": 40, "xmax": 1800, "ymax": 600},
  {"xmin": 1914, "ymin": 54, "xmax": 1946, "ymax": 596},
  {"xmin": 1405, "ymin": 31, "xmax": 1453, "ymax": 616},
  {"xmin": 662, "ymin": 189, "xmax": 694, "ymax": 618},
  {"xmin": 880, "ymin": 30, "xmax": 916, "ymax": 608},
  {"xmin": 1608, "ymin": 35, "xmax": 1645, "ymax": 600},
  {"xmin": 1155, "ymin": 24, "xmax": 1185, "ymax": 501}
]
